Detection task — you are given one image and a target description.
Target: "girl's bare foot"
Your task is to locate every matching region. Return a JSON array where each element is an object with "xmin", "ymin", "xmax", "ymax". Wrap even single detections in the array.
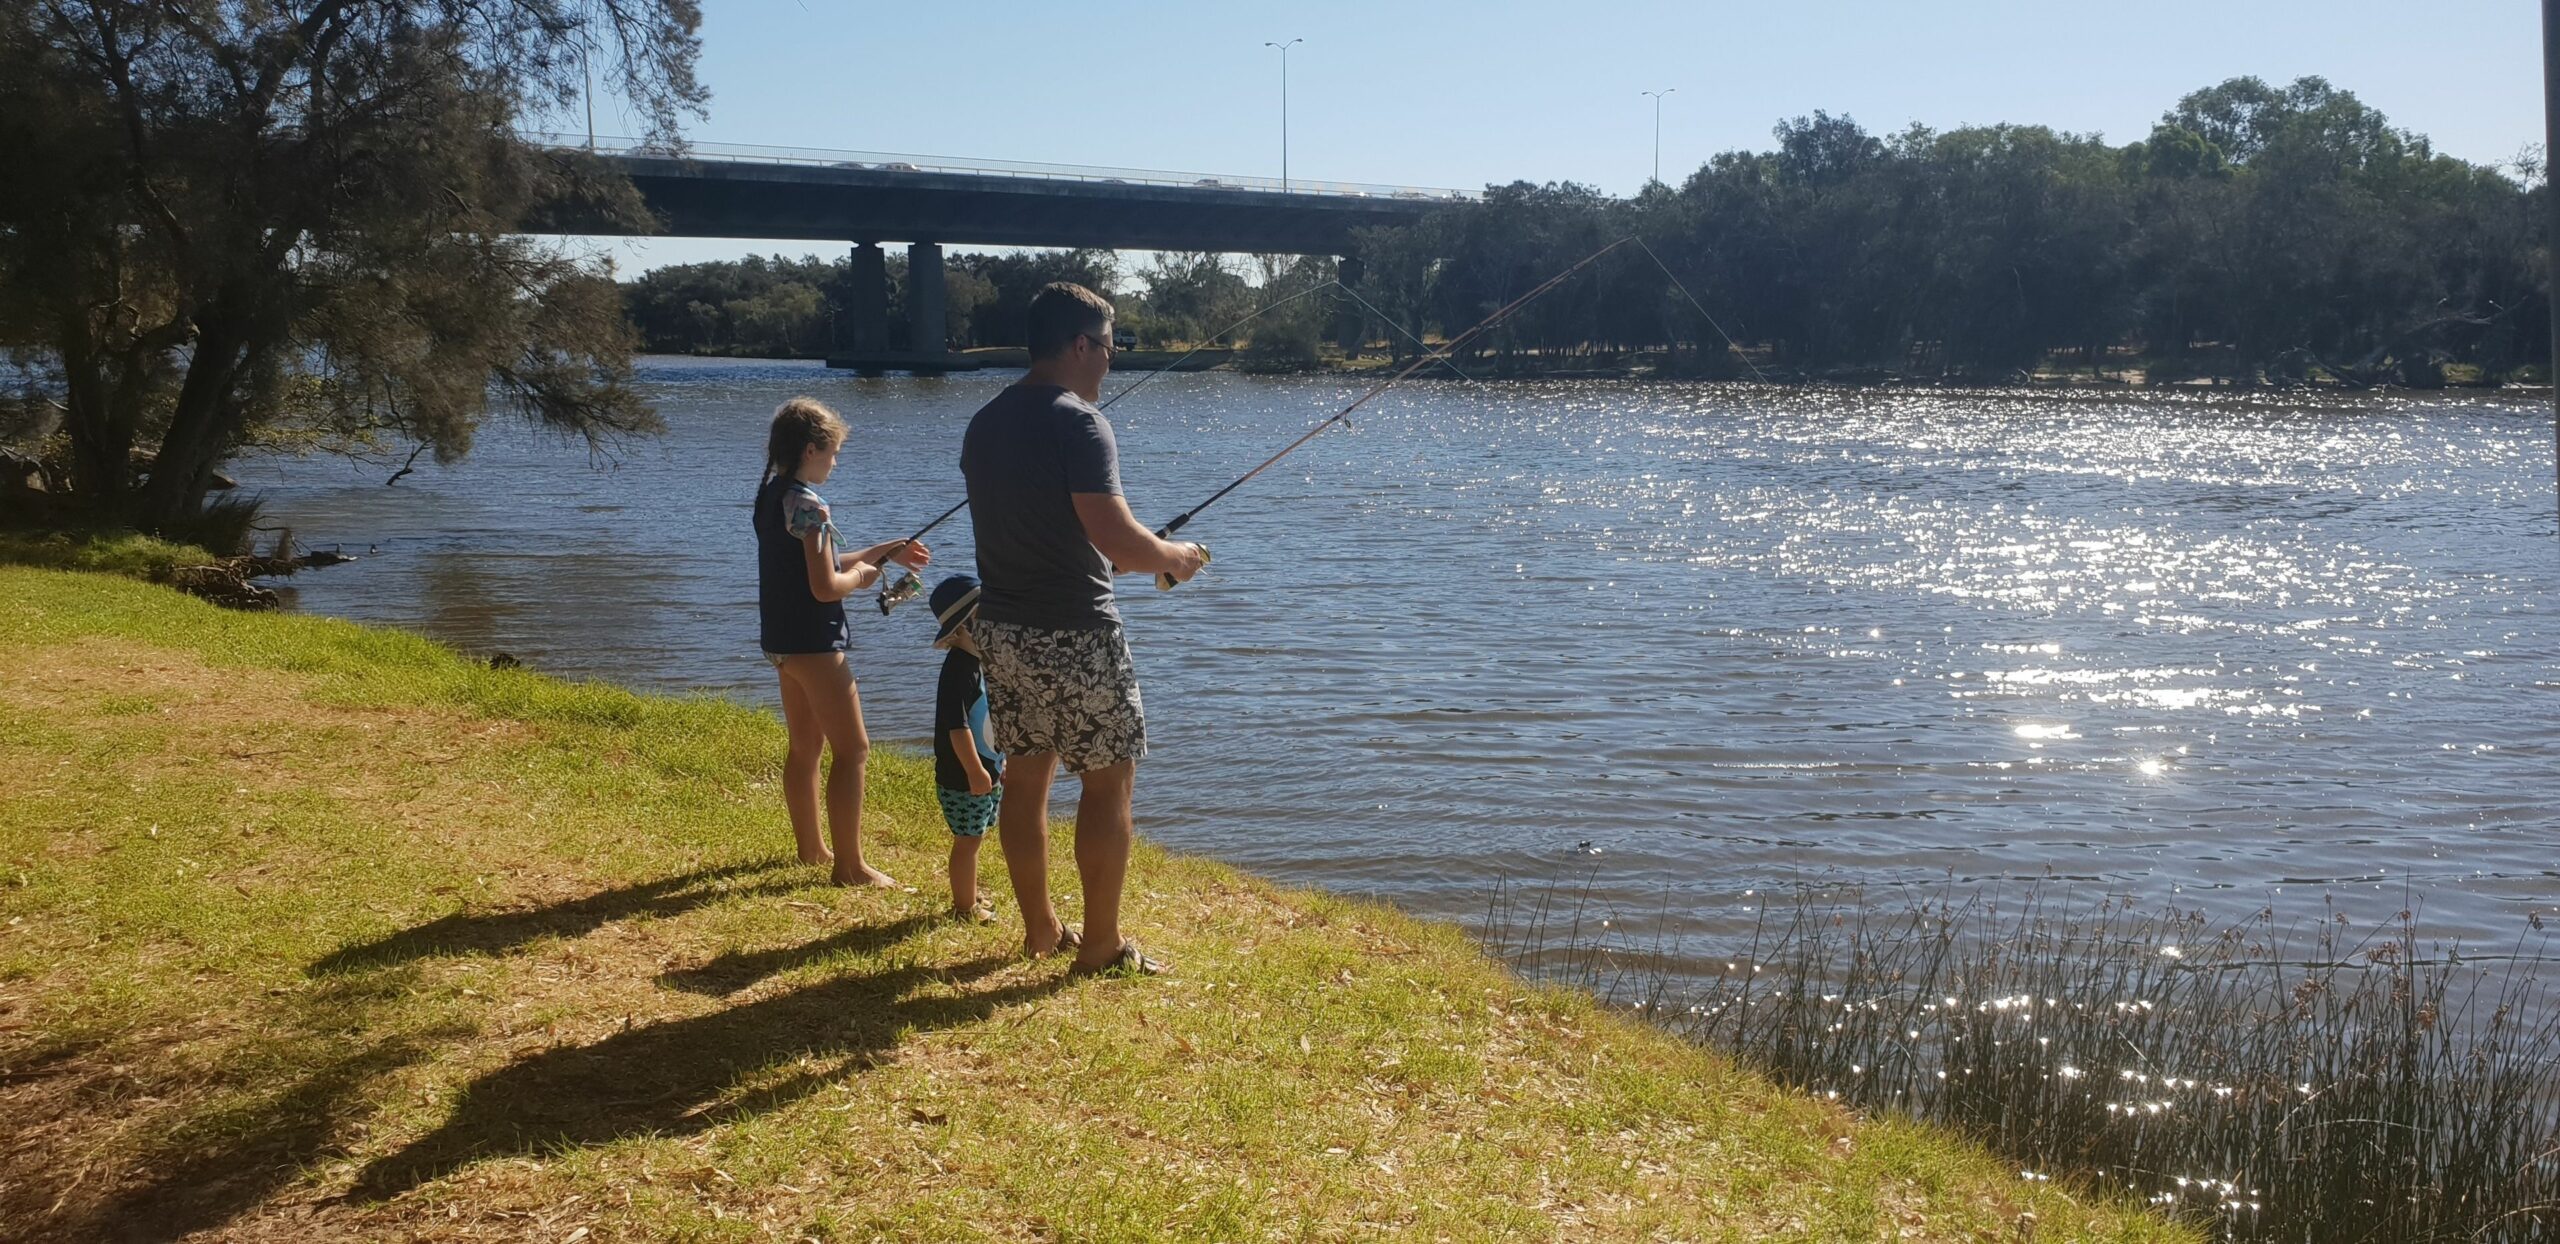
[
  {"xmin": 830, "ymin": 862, "xmax": 899, "ymax": 888},
  {"xmin": 799, "ymin": 848, "xmax": 834, "ymax": 868}
]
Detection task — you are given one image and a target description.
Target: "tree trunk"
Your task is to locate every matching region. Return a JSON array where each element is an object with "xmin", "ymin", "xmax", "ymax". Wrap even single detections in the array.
[
  {"xmin": 59, "ymin": 333, "xmax": 132, "ymax": 515},
  {"xmin": 136, "ymin": 319, "xmax": 250, "ymax": 532}
]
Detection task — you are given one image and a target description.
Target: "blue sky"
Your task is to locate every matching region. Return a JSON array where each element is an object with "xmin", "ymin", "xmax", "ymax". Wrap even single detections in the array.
[{"xmin": 575, "ymin": 0, "xmax": 2545, "ymax": 273}]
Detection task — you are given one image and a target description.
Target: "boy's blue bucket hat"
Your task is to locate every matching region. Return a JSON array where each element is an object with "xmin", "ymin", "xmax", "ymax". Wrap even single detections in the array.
[{"xmin": 929, "ymin": 574, "xmax": 982, "ymax": 649}]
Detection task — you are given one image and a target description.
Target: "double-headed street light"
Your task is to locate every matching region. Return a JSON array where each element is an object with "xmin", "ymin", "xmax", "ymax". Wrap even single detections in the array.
[
  {"xmin": 1267, "ymin": 38, "xmax": 1303, "ymax": 191},
  {"xmin": 1641, "ymin": 87, "xmax": 1676, "ymax": 185}
]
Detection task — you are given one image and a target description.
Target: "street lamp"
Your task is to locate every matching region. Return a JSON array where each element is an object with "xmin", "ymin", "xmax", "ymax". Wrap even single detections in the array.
[
  {"xmin": 1640, "ymin": 88, "xmax": 1676, "ymax": 185},
  {"xmin": 2545, "ymin": 0, "xmax": 2559, "ymax": 511},
  {"xmin": 1266, "ymin": 38, "xmax": 1303, "ymax": 191}
]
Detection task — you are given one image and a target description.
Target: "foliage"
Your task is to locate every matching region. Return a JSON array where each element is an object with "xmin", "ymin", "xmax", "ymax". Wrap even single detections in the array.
[
  {"xmin": 1132, "ymin": 252, "xmax": 1252, "ymax": 346},
  {"xmin": 951, "ymin": 249, "xmax": 1119, "ymax": 348},
  {"xmin": 623, "ymin": 253, "xmax": 838, "ymax": 356},
  {"xmin": 620, "ymin": 248, "xmax": 1119, "ymax": 356},
  {"xmin": 1238, "ymin": 254, "xmax": 1335, "ymax": 369},
  {"xmin": 1359, "ymin": 77, "xmax": 2543, "ymax": 383},
  {"xmin": 0, "ymin": 1, "xmax": 706, "ymax": 532},
  {"xmin": 1494, "ymin": 881, "xmax": 2560, "ymax": 1243}
]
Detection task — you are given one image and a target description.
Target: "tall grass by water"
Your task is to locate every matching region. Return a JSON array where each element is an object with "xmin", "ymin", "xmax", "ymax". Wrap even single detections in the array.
[{"xmin": 1488, "ymin": 880, "xmax": 2560, "ymax": 1242}]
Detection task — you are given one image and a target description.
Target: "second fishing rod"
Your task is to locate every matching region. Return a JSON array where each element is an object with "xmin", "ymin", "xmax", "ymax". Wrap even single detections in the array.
[
  {"xmin": 1137, "ymin": 236, "xmax": 1636, "ymax": 590},
  {"xmin": 871, "ymin": 275, "xmax": 1450, "ymax": 613}
]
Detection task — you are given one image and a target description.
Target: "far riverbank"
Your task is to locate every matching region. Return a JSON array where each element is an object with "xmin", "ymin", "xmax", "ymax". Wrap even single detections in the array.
[{"xmin": 665, "ymin": 345, "xmax": 2536, "ymax": 389}]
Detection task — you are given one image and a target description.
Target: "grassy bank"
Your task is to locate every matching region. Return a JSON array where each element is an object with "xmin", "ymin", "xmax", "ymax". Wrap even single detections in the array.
[
  {"xmin": 0, "ymin": 528, "xmax": 223, "ymax": 579},
  {"xmin": 0, "ymin": 568, "xmax": 2188, "ymax": 1242}
]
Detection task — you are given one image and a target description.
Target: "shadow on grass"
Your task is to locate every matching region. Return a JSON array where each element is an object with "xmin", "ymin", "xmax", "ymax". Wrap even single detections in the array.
[
  {"xmin": 352, "ymin": 943, "xmax": 1061, "ymax": 1199},
  {"xmin": 659, "ymin": 913, "xmax": 946, "ymax": 997},
  {"xmin": 24, "ymin": 972, "xmax": 464, "ymax": 1244},
  {"xmin": 307, "ymin": 860, "xmax": 801, "ymax": 975}
]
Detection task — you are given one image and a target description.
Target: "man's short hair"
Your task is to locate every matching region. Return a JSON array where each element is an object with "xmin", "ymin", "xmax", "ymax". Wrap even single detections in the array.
[{"xmin": 1026, "ymin": 282, "xmax": 1115, "ymax": 360}]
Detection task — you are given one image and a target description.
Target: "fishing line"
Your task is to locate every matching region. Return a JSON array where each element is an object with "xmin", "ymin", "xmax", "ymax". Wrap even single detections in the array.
[
  {"xmin": 1633, "ymin": 237, "xmax": 1772, "ymax": 384},
  {"xmin": 1330, "ymin": 282, "xmax": 1477, "ymax": 384},
  {"xmin": 1142, "ymin": 236, "xmax": 1637, "ymax": 590},
  {"xmin": 873, "ymin": 277, "xmax": 1364, "ymax": 612}
]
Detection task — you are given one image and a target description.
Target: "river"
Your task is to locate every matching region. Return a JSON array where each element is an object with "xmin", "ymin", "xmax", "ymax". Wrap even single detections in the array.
[{"xmin": 236, "ymin": 358, "xmax": 2560, "ymax": 961}]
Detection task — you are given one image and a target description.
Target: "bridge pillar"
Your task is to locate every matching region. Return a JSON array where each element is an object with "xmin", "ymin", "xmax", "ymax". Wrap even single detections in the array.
[
  {"xmin": 848, "ymin": 243, "xmax": 888, "ymax": 354},
  {"xmin": 907, "ymin": 242, "xmax": 946, "ymax": 357},
  {"xmin": 1334, "ymin": 255, "xmax": 1368, "ymax": 355}
]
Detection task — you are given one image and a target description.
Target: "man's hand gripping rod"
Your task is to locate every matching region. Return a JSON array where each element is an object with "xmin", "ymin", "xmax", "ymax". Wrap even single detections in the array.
[{"xmin": 875, "ymin": 281, "xmax": 1349, "ymax": 614}]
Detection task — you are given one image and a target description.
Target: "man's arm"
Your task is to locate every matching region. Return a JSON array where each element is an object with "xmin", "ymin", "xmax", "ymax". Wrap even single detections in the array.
[{"xmin": 1071, "ymin": 491, "xmax": 1209, "ymax": 581}]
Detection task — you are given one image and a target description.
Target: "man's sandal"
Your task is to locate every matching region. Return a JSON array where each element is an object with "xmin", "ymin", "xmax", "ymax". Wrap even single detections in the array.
[
  {"xmin": 1067, "ymin": 941, "xmax": 1167, "ymax": 979},
  {"xmin": 1024, "ymin": 924, "xmax": 1081, "ymax": 959}
]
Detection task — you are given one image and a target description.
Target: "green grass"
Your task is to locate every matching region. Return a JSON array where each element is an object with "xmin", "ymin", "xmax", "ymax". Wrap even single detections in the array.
[
  {"xmin": 0, "ymin": 567, "xmax": 2194, "ymax": 1242},
  {"xmin": 0, "ymin": 527, "xmax": 224, "ymax": 579}
]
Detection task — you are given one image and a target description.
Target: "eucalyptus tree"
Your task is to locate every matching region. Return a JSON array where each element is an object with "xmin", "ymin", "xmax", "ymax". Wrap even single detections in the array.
[{"xmin": 0, "ymin": 1, "xmax": 705, "ymax": 531}]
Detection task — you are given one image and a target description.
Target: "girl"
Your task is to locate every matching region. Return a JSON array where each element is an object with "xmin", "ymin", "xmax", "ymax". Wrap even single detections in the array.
[{"xmin": 755, "ymin": 397, "xmax": 930, "ymax": 886}]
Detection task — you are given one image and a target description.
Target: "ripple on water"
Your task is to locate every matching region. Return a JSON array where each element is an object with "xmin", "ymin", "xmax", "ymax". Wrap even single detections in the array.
[{"xmin": 240, "ymin": 369, "xmax": 2560, "ymax": 957}]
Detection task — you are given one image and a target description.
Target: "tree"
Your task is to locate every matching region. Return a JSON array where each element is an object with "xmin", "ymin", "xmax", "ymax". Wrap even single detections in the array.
[
  {"xmin": 625, "ymin": 254, "xmax": 838, "ymax": 356},
  {"xmin": 950, "ymin": 250, "xmax": 1118, "ymax": 347},
  {"xmin": 0, "ymin": 1, "xmax": 705, "ymax": 534},
  {"xmin": 1136, "ymin": 253, "xmax": 1250, "ymax": 346}
]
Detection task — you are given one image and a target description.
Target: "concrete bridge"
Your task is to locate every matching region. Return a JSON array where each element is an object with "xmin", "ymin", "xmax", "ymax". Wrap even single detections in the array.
[{"xmin": 527, "ymin": 136, "xmax": 1470, "ymax": 369}]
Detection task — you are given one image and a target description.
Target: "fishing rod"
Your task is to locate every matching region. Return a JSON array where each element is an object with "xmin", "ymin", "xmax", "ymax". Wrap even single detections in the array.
[
  {"xmin": 1143, "ymin": 236, "xmax": 1636, "ymax": 591},
  {"xmin": 873, "ymin": 276, "xmax": 1444, "ymax": 613},
  {"xmin": 1632, "ymin": 237, "xmax": 1772, "ymax": 384}
]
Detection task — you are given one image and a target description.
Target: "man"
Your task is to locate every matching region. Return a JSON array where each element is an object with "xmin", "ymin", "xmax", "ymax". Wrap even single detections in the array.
[{"xmin": 960, "ymin": 281, "xmax": 1209, "ymax": 975}]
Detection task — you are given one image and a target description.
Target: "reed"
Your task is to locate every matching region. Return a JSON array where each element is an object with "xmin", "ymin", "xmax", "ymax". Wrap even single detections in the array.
[{"xmin": 1486, "ymin": 879, "xmax": 2560, "ymax": 1243}]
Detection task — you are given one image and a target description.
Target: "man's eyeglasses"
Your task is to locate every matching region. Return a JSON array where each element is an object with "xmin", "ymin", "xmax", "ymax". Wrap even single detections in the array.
[{"xmin": 1079, "ymin": 331, "xmax": 1116, "ymax": 358}]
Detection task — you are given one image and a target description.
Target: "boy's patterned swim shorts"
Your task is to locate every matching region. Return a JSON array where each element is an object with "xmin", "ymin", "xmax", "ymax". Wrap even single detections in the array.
[
  {"xmin": 972, "ymin": 619, "xmax": 1148, "ymax": 774},
  {"xmin": 936, "ymin": 786, "xmax": 1001, "ymax": 838}
]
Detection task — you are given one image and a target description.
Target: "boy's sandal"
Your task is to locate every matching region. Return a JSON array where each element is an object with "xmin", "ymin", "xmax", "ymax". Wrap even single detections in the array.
[
  {"xmin": 1067, "ymin": 941, "xmax": 1167, "ymax": 979},
  {"xmin": 952, "ymin": 902, "xmax": 996, "ymax": 925}
]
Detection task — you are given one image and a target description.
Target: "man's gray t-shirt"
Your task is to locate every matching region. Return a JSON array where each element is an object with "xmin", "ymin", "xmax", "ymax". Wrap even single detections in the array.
[{"xmin": 961, "ymin": 383, "xmax": 1123, "ymax": 629}]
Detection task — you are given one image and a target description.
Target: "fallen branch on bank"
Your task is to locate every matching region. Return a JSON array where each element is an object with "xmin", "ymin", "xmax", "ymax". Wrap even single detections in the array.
[{"xmin": 156, "ymin": 547, "xmax": 359, "ymax": 610}]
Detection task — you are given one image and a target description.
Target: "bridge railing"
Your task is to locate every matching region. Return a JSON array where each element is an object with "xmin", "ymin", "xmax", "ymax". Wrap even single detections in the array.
[{"xmin": 523, "ymin": 133, "xmax": 1475, "ymax": 203}]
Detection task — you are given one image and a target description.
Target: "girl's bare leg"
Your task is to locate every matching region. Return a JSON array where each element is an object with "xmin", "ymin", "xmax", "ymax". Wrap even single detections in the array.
[
  {"xmin": 775, "ymin": 665, "xmax": 829, "ymax": 866},
  {"xmin": 781, "ymin": 653, "xmax": 895, "ymax": 888}
]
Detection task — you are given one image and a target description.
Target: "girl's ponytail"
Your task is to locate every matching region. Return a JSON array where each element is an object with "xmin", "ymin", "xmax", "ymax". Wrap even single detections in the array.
[{"xmin": 762, "ymin": 397, "xmax": 849, "ymax": 488}]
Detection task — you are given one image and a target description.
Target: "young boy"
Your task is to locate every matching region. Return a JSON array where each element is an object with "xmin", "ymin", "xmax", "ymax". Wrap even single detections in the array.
[{"xmin": 929, "ymin": 575, "xmax": 1004, "ymax": 922}]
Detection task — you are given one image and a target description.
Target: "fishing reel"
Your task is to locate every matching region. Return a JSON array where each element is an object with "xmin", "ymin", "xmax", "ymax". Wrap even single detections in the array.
[
  {"xmin": 1155, "ymin": 543, "xmax": 1209, "ymax": 591},
  {"xmin": 875, "ymin": 568, "xmax": 923, "ymax": 615}
]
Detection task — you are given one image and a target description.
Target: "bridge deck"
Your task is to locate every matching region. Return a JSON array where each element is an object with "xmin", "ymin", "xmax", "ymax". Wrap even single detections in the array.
[{"xmin": 527, "ymin": 135, "xmax": 1464, "ymax": 255}]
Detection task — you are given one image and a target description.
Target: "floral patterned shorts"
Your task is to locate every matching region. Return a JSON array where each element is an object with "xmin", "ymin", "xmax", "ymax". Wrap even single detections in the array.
[{"xmin": 973, "ymin": 619, "xmax": 1148, "ymax": 774}]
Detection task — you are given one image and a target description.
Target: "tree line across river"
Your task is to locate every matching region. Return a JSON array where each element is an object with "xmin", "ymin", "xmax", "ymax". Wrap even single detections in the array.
[
  {"xmin": 8, "ymin": 0, "xmax": 2549, "ymax": 548},
  {"xmin": 627, "ymin": 76, "xmax": 2549, "ymax": 388}
]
